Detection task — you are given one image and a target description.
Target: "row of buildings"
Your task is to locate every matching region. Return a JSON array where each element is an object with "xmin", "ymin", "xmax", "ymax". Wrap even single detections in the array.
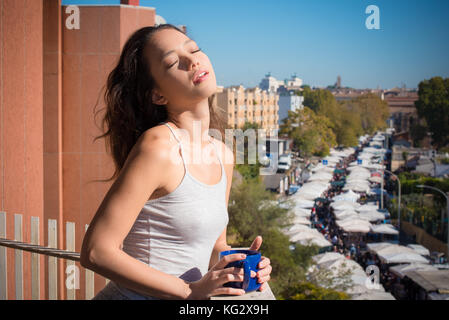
[{"xmin": 214, "ymin": 73, "xmax": 307, "ymax": 137}]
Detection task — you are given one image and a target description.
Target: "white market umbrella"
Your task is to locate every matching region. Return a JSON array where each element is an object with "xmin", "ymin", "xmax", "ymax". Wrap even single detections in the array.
[
  {"xmin": 332, "ymin": 190, "xmax": 360, "ymax": 202},
  {"xmin": 357, "ymin": 204, "xmax": 380, "ymax": 213},
  {"xmin": 389, "ymin": 263, "xmax": 437, "ymax": 278},
  {"xmin": 370, "ymin": 224, "xmax": 399, "ymax": 235},
  {"xmin": 283, "ymin": 224, "xmax": 315, "ymax": 237},
  {"xmin": 289, "ymin": 230, "xmax": 322, "ymax": 242},
  {"xmin": 407, "ymin": 244, "xmax": 431, "ymax": 256},
  {"xmin": 312, "ymin": 252, "xmax": 346, "ymax": 265},
  {"xmin": 379, "ymin": 252, "xmax": 430, "ymax": 264},
  {"xmin": 302, "ymin": 237, "xmax": 332, "ymax": 248},
  {"xmin": 293, "ymin": 198, "xmax": 315, "ymax": 209},
  {"xmin": 359, "ymin": 210, "xmax": 387, "ymax": 222},
  {"xmin": 375, "ymin": 244, "xmax": 415, "ymax": 256},
  {"xmin": 336, "ymin": 219, "xmax": 372, "ymax": 233},
  {"xmin": 334, "ymin": 210, "xmax": 359, "ymax": 221},
  {"xmin": 295, "ymin": 208, "xmax": 312, "ymax": 217},
  {"xmin": 352, "ymin": 292, "xmax": 396, "ymax": 300},
  {"xmin": 308, "ymin": 171, "xmax": 333, "ymax": 182},
  {"xmin": 331, "ymin": 200, "xmax": 361, "ymax": 210},
  {"xmin": 293, "ymin": 215, "xmax": 311, "ymax": 226}
]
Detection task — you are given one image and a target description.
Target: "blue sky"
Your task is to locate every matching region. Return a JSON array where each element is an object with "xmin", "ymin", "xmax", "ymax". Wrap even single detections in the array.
[{"xmin": 62, "ymin": 0, "xmax": 449, "ymax": 89}]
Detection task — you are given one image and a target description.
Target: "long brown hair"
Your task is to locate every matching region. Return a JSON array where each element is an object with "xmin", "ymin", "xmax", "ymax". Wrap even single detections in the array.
[{"xmin": 93, "ymin": 24, "xmax": 225, "ymax": 183}]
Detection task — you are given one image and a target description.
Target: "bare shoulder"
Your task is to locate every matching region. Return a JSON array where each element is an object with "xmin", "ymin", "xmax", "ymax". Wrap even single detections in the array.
[
  {"xmin": 120, "ymin": 124, "xmax": 179, "ymax": 189},
  {"xmin": 134, "ymin": 124, "xmax": 178, "ymax": 159}
]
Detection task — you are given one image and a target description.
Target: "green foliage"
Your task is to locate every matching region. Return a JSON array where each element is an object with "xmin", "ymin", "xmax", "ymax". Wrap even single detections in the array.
[
  {"xmin": 398, "ymin": 173, "xmax": 449, "ymax": 197},
  {"xmin": 389, "ymin": 193, "xmax": 446, "ymax": 239},
  {"xmin": 410, "ymin": 123, "xmax": 429, "ymax": 147},
  {"xmin": 227, "ymin": 174, "xmax": 349, "ymax": 299},
  {"xmin": 282, "ymin": 89, "xmax": 389, "ymax": 153},
  {"xmin": 228, "ymin": 177, "xmax": 292, "ymax": 245},
  {"xmin": 234, "ymin": 121, "xmax": 262, "ymax": 180},
  {"xmin": 340, "ymin": 93, "xmax": 389, "ymax": 135},
  {"xmin": 415, "ymin": 77, "xmax": 449, "ymax": 149},
  {"xmin": 277, "ymin": 282, "xmax": 350, "ymax": 300},
  {"xmin": 388, "ymin": 173, "xmax": 449, "ymax": 240},
  {"xmin": 333, "ymin": 106, "xmax": 363, "ymax": 147},
  {"xmin": 279, "ymin": 107, "xmax": 336, "ymax": 157},
  {"xmin": 303, "ymin": 88, "xmax": 339, "ymax": 123}
]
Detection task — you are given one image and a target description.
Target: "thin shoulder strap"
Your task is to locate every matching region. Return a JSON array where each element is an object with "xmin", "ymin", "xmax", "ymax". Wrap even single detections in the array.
[
  {"xmin": 208, "ymin": 137, "xmax": 224, "ymax": 169},
  {"xmin": 162, "ymin": 122, "xmax": 188, "ymax": 169},
  {"xmin": 162, "ymin": 122, "xmax": 182, "ymax": 144}
]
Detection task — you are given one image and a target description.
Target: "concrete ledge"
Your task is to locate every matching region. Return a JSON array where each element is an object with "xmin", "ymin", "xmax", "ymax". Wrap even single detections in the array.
[{"xmin": 211, "ymin": 283, "xmax": 276, "ymax": 300}]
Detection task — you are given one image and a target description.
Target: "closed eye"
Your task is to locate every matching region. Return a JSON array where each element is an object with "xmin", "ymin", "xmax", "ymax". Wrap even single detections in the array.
[{"xmin": 167, "ymin": 48, "xmax": 202, "ymax": 69}]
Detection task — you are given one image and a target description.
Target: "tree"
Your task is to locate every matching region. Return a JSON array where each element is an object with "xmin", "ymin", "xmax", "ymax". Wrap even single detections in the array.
[
  {"xmin": 415, "ymin": 77, "xmax": 449, "ymax": 149},
  {"xmin": 302, "ymin": 87, "xmax": 339, "ymax": 124},
  {"xmin": 279, "ymin": 107, "xmax": 336, "ymax": 157},
  {"xmin": 277, "ymin": 282, "xmax": 349, "ymax": 300},
  {"xmin": 234, "ymin": 121, "xmax": 262, "ymax": 181},
  {"xmin": 302, "ymin": 88, "xmax": 372, "ymax": 148},
  {"xmin": 228, "ymin": 177, "xmax": 293, "ymax": 245},
  {"xmin": 333, "ymin": 106, "xmax": 363, "ymax": 147},
  {"xmin": 341, "ymin": 93, "xmax": 389, "ymax": 134}
]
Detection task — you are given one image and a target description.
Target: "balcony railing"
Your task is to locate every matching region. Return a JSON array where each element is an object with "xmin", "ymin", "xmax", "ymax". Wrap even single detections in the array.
[{"xmin": 0, "ymin": 211, "xmax": 275, "ymax": 300}]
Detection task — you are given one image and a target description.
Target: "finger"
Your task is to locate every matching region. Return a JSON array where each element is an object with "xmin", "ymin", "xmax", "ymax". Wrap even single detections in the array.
[
  {"xmin": 258, "ymin": 256, "xmax": 270, "ymax": 269},
  {"xmin": 257, "ymin": 265, "xmax": 272, "ymax": 278},
  {"xmin": 218, "ymin": 272, "xmax": 245, "ymax": 286},
  {"xmin": 257, "ymin": 275, "xmax": 271, "ymax": 284},
  {"xmin": 219, "ymin": 266, "xmax": 244, "ymax": 276},
  {"xmin": 213, "ymin": 287, "xmax": 245, "ymax": 296},
  {"xmin": 214, "ymin": 253, "xmax": 246, "ymax": 270},
  {"xmin": 249, "ymin": 235, "xmax": 263, "ymax": 251}
]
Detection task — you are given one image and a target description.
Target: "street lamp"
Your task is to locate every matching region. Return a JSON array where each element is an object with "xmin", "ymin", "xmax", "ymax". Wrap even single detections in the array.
[{"xmin": 416, "ymin": 184, "xmax": 449, "ymax": 260}]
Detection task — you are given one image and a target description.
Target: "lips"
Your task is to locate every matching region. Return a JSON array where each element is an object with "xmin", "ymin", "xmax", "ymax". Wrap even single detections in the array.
[{"xmin": 193, "ymin": 70, "xmax": 209, "ymax": 84}]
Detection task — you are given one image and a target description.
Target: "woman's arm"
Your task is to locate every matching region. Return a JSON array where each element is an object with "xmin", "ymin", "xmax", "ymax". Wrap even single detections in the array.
[{"xmin": 81, "ymin": 130, "xmax": 191, "ymax": 299}]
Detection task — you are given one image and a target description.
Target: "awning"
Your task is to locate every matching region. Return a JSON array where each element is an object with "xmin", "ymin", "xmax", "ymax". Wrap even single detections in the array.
[{"xmin": 404, "ymin": 270, "xmax": 449, "ymax": 293}]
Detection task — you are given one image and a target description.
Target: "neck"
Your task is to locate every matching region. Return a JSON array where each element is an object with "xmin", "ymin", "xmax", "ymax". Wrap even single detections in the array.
[{"xmin": 165, "ymin": 98, "xmax": 211, "ymax": 146}]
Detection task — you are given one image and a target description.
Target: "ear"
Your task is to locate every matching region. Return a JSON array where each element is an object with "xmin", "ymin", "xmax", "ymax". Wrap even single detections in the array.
[{"xmin": 151, "ymin": 90, "xmax": 168, "ymax": 105}]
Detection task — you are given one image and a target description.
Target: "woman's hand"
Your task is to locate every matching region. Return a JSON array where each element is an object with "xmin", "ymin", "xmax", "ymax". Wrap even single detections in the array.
[
  {"xmin": 249, "ymin": 236, "xmax": 272, "ymax": 292},
  {"xmin": 187, "ymin": 253, "xmax": 249, "ymax": 300}
]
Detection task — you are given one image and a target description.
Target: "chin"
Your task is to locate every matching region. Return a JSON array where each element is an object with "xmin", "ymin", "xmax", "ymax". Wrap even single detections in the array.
[{"xmin": 196, "ymin": 78, "xmax": 217, "ymax": 98}]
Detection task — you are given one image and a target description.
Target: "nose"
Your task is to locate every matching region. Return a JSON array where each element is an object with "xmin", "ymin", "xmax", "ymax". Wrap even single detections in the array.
[{"xmin": 182, "ymin": 53, "xmax": 200, "ymax": 70}]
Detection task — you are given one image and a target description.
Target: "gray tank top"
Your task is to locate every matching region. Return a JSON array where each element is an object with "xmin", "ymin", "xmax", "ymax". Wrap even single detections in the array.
[{"xmin": 115, "ymin": 122, "xmax": 229, "ymax": 299}]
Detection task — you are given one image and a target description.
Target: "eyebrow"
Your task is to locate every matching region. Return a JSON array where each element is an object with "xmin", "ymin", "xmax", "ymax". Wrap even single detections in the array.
[{"xmin": 161, "ymin": 39, "xmax": 195, "ymax": 60}]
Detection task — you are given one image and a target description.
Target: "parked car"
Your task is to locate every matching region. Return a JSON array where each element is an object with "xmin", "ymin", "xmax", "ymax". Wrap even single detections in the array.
[{"xmin": 277, "ymin": 154, "xmax": 292, "ymax": 172}]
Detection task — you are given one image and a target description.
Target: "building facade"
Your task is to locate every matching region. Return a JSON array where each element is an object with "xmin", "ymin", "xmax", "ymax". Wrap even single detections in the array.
[
  {"xmin": 0, "ymin": 0, "xmax": 157, "ymax": 300},
  {"xmin": 278, "ymin": 93, "xmax": 304, "ymax": 125},
  {"xmin": 216, "ymin": 85, "xmax": 279, "ymax": 136}
]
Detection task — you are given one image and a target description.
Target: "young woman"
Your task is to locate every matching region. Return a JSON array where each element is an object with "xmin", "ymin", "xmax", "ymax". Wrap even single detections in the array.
[{"xmin": 80, "ymin": 24, "xmax": 272, "ymax": 300}]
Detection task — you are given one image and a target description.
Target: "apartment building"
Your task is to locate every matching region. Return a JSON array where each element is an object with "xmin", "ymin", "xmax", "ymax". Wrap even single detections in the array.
[{"xmin": 216, "ymin": 85, "xmax": 279, "ymax": 137}]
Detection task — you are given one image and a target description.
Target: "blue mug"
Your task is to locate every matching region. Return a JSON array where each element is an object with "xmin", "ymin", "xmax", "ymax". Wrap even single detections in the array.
[{"xmin": 219, "ymin": 249, "xmax": 261, "ymax": 292}]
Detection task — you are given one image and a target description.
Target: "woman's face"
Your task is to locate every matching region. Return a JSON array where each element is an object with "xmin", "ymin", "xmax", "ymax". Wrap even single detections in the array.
[{"xmin": 145, "ymin": 28, "xmax": 217, "ymax": 107}]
